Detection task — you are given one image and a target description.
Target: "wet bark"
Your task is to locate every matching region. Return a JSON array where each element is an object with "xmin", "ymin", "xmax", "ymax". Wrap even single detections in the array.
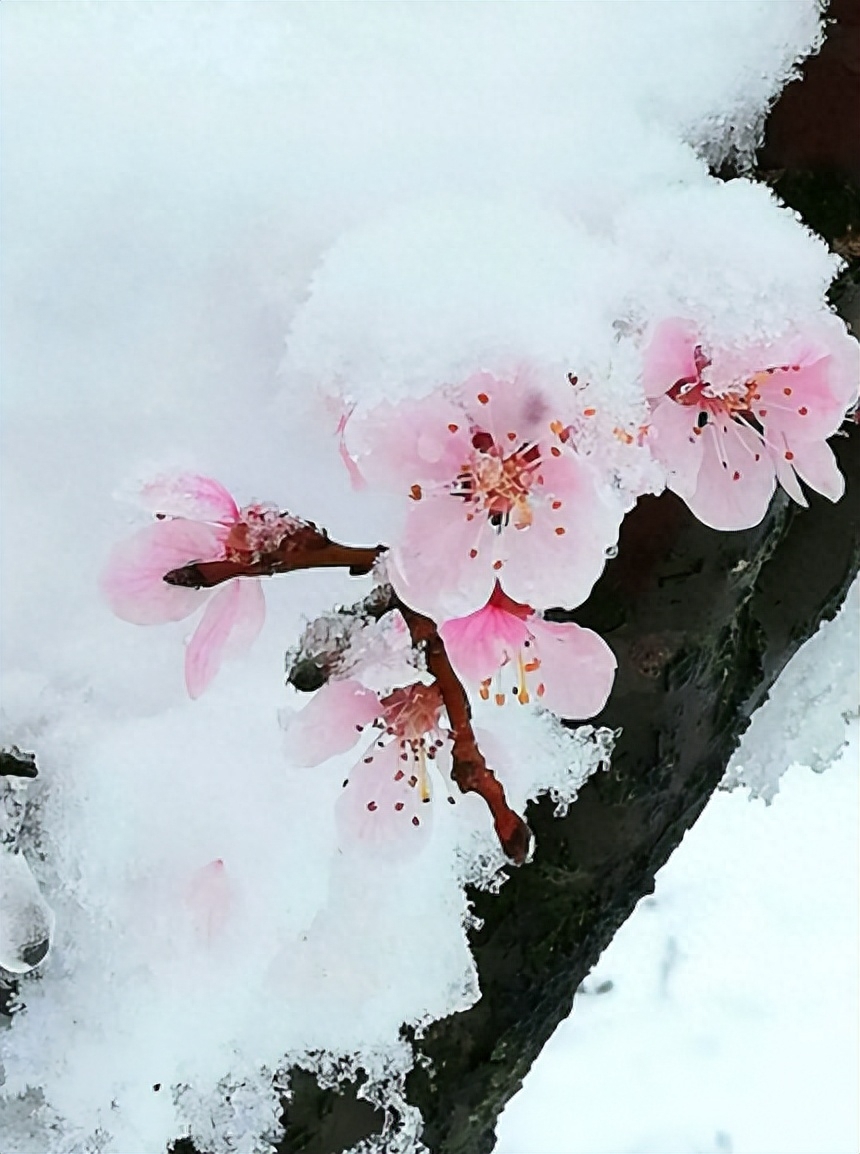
[{"xmin": 271, "ymin": 6, "xmax": 860, "ymax": 1152}]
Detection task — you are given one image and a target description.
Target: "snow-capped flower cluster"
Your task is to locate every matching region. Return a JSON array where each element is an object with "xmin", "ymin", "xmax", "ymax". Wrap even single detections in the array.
[{"xmin": 99, "ymin": 314, "xmax": 858, "ymax": 863}]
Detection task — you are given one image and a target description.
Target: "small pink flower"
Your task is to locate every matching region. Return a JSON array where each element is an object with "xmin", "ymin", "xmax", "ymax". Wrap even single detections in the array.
[
  {"xmin": 100, "ymin": 473, "xmax": 289, "ymax": 697},
  {"xmin": 439, "ymin": 583, "xmax": 616, "ymax": 719},
  {"xmin": 286, "ymin": 677, "xmax": 451, "ymax": 859},
  {"xmin": 342, "ymin": 372, "xmax": 622, "ymax": 619},
  {"xmin": 643, "ymin": 316, "xmax": 859, "ymax": 530}
]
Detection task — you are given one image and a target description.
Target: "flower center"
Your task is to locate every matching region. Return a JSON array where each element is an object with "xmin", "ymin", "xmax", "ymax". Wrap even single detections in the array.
[
  {"xmin": 668, "ymin": 344, "xmax": 758, "ymax": 418},
  {"xmin": 379, "ymin": 683, "xmax": 444, "ymax": 743},
  {"xmin": 453, "ymin": 433, "xmax": 542, "ymax": 530},
  {"xmin": 479, "ymin": 641, "xmax": 546, "ymax": 706},
  {"xmin": 372, "ymin": 683, "xmax": 447, "ymax": 807},
  {"xmin": 668, "ymin": 347, "xmax": 803, "ymax": 433}
]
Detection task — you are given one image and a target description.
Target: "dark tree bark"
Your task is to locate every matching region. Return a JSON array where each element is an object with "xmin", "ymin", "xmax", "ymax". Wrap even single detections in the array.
[{"xmin": 269, "ymin": 7, "xmax": 860, "ymax": 1152}]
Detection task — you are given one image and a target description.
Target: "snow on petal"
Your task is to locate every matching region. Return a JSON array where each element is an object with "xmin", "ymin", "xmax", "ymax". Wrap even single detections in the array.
[
  {"xmin": 184, "ymin": 578, "xmax": 265, "ymax": 698},
  {"xmin": 335, "ymin": 739, "xmax": 433, "ymax": 861},
  {"xmin": 138, "ymin": 473, "xmax": 240, "ymax": 523},
  {"xmin": 526, "ymin": 618, "xmax": 616, "ymax": 719},
  {"xmin": 101, "ymin": 519, "xmax": 226, "ymax": 626},
  {"xmin": 285, "ymin": 679, "xmax": 382, "ymax": 768}
]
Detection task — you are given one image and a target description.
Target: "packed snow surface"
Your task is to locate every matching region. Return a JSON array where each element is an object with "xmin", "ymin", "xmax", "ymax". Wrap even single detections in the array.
[
  {"xmin": 1, "ymin": 4, "xmax": 853, "ymax": 1153},
  {"xmin": 496, "ymin": 712, "xmax": 858, "ymax": 1154}
]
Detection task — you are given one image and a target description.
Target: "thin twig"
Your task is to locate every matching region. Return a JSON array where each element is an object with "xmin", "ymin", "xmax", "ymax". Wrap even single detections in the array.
[
  {"xmin": 395, "ymin": 601, "xmax": 533, "ymax": 866},
  {"xmin": 164, "ymin": 527, "xmax": 383, "ymax": 588}
]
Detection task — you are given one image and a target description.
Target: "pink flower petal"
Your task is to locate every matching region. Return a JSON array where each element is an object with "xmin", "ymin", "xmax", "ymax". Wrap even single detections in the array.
[
  {"xmin": 139, "ymin": 474, "xmax": 240, "ymax": 523},
  {"xmin": 101, "ymin": 520, "xmax": 225, "ymax": 625},
  {"xmin": 184, "ymin": 578, "xmax": 266, "ymax": 698},
  {"xmin": 757, "ymin": 358, "xmax": 850, "ymax": 445},
  {"xmin": 184, "ymin": 859, "xmax": 232, "ymax": 945},
  {"xmin": 528, "ymin": 619, "xmax": 616, "ymax": 719},
  {"xmin": 787, "ymin": 439, "xmax": 845, "ymax": 503},
  {"xmin": 335, "ymin": 739, "xmax": 433, "ymax": 860},
  {"xmin": 647, "ymin": 396, "xmax": 704, "ymax": 501},
  {"xmin": 389, "ymin": 491, "xmax": 495, "ymax": 618},
  {"xmin": 497, "ymin": 455, "xmax": 618, "ymax": 611},
  {"xmin": 753, "ymin": 316, "xmax": 859, "ymax": 442},
  {"xmin": 686, "ymin": 420, "xmax": 775, "ymax": 531},
  {"xmin": 498, "ymin": 513, "xmax": 609, "ymax": 611},
  {"xmin": 346, "ymin": 395, "xmax": 472, "ymax": 490},
  {"xmin": 285, "ymin": 679, "xmax": 382, "ymax": 767},
  {"xmin": 458, "ymin": 370, "xmax": 552, "ymax": 446},
  {"xmin": 439, "ymin": 599, "xmax": 531, "ymax": 686},
  {"xmin": 336, "ymin": 407, "xmax": 367, "ymax": 491},
  {"xmin": 773, "ymin": 451, "xmax": 808, "ymax": 507},
  {"xmin": 642, "ymin": 319, "xmax": 701, "ymax": 400}
]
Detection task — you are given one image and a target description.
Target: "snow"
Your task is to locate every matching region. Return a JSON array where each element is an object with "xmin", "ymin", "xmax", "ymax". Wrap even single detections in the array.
[
  {"xmin": 723, "ymin": 578, "xmax": 859, "ymax": 801},
  {"xmin": 496, "ymin": 628, "xmax": 859, "ymax": 1154},
  {"xmin": 0, "ymin": 4, "xmax": 854, "ymax": 1153}
]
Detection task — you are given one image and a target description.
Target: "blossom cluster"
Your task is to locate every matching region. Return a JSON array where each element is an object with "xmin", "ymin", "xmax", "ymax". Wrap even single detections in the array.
[{"xmin": 101, "ymin": 313, "xmax": 859, "ymax": 860}]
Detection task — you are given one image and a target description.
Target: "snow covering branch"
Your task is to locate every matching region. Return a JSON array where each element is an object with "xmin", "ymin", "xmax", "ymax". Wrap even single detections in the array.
[{"xmin": 396, "ymin": 601, "xmax": 533, "ymax": 865}]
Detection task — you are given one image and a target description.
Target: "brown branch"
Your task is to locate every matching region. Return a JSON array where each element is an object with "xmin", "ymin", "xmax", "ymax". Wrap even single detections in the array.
[
  {"xmin": 396, "ymin": 601, "xmax": 534, "ymax": 867},
  {"xmin": 164, "ymin": 526, "xmax": 383, "ymax": 589}
]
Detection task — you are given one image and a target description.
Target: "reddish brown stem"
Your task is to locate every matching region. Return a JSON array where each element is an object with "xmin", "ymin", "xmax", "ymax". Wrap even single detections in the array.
[
  {"xmin": 164, "ymin": 528, "xmax": 383, "ymax": 589},
  {"xmin": 396, "ymin": 602, "xmax": 534, "ymax": 866}
]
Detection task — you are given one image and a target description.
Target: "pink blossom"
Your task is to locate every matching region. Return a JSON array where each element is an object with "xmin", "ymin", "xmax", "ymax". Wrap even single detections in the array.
[
  {"xmin": 101, "ymin": 473, "xmax": 285, "ymax": 697},
  {"xmin": 643, "ymin": 316, "xmax": 859, "ymax": 531},
  {"xmin": 286, "ymin": 677, "xmax": 452, "ymax": 859},
  {"xmin": 439, "ymin": 583, "xmax": 616, "ymax": 719},
  {"xmin": 342, "ymin": 372, "xmax": 622, "ymax": 618}
]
